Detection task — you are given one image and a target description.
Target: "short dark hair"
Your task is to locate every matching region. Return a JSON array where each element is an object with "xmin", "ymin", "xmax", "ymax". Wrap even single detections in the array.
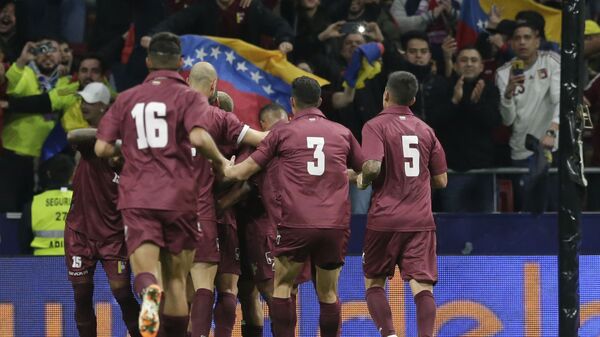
[
  {"xmin": 386, "ymin": 71, "xmax": 418, "ymax": 105},
  {"xmin": 456, "ymin": 45, "xmax": 482, "ymax": 58},
  {"xmin": 515, "ymin": 10, "xmax": 545, "ymax": 39},
  {"xmin": 148, "ymin": 32, "xmax": 181, "ymax": 69},
  {"xmin": 38, "ymin": 154, "xmax": 75, "ymax": 189},
  {"xmin": 291, "ymin": 76, "xmax": 321, "ymax": 108},
  {"xmin": 512, "ymin": 21, "xmax": 540, "ymax": 37},
  {"xmin": 259, "ymin": 103, "xmax": 287, "ymax": 122},
  {"xmin": 399, "ymin": 30, "xmax": 430, "ymax": 51},
  {"xmin": 77, "ymin": 53, "xmax": 106, "ymax": 73}
]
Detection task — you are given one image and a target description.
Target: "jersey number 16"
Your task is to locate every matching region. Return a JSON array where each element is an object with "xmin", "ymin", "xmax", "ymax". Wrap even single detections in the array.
[{"xmin": 132, "ymin": 102, "xmax": 168, "ymax": 149}]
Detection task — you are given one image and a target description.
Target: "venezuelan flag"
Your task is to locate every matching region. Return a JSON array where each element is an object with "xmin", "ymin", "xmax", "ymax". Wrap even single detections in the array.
[
  {"xmin": 180, "ymin": 35, "xmax": 329, "ymax": 129},
  {"xmin": 456, "ymin": 0, "xmax": 561, "ymax": 48}
]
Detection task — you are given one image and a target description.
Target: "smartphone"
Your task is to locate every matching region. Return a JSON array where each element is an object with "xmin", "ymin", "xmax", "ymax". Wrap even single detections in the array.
[
  {"xmin": 512, "ymin": 60, "xmax": 524, "ymax": 76},
  {"xmin": 340, "ymin": 22, "xmax": 366, "ymax": 34}
]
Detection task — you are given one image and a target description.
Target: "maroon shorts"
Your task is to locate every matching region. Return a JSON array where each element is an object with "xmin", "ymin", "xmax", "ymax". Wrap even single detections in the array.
[
  {"xmin": 64, "ymin": 226, "xmax": 130, "ymax": 283},
  {"xmin": 244, "ymin": 231, "xmax": 275, "ymax": 282},
  {"xmin": 121, "ymin": 208, "xmax": 198, "ymax": 256},
  {"xmin": 362, "ymin": 229, "xmax": 437, "ymax": 284},
  {"xmin": 217, "ymin": 223, "xmax": 241, "ymax": 275},
  {"xmin": 274, "ymin": 227, "xmax": 349, "ymax": 269},
  {"xmin": 194, "ymin": 219, "xmax": 220, "ymax": 263}
]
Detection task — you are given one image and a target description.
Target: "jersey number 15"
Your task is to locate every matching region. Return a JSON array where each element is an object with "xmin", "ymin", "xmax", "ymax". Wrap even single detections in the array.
[{"xmin": 132, "ymin": 102, "xmax": 168, "ymax": 149}]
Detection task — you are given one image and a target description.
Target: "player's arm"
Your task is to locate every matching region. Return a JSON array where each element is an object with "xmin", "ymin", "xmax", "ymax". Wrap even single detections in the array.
[
  {"xmin": 215, "ymin": 181, "xmax": 253, "ymax": 215},
  {"xmin": 190, "ymin": 127, "xmax": 228, "ymax": 173},
  {"xmin": 431, "ymin": 173, "xmax": 448, "ymax": 189},
  {"xmin": 357, "ymin": 160, "xmax": 381, "ymax": 189},
  {"xmin": 94, "ymin": 139, "xmax": 118, "ymax": 158},
  {"xmin": 223, "ymin": 156, "xmax": 262, "ymax": 181},
  {"xmin": 240, "ymin": 128, "xmax": 269, "ymax": 147}
]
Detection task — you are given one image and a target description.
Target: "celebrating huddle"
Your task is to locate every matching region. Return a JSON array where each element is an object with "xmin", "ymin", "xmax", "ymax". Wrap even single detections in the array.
[{"xmin": 66, "ymin": 32, "xmax": 448, "ymax": 337}]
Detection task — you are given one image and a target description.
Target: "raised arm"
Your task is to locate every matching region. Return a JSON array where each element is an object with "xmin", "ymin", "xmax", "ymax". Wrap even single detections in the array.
[{"xmin": 223, "ymin": 156, "xmax": 262, "ymax": 181}]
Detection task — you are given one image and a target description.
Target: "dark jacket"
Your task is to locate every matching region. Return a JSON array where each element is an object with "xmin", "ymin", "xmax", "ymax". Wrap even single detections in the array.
[
  {"xmin": 149, "ymin": 0, "xmax": 295, "ymax": 47},
  {"xmin": 429, "ymin": 74, "xmax": 502, "ymax": 171}
]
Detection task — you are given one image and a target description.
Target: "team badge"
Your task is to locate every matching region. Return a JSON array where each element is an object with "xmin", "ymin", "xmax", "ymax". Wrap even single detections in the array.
[{"xmin": 538, "ymin": 68, "xmax": 548, "ymax": 79}]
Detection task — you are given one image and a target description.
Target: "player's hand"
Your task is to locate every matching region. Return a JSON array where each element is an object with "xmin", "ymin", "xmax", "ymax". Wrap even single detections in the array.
[
  {"xmin": 470, "ymin": 79, "xmax": 485, "ymax": 103},
  {"xmin": 140, "ymin": 36, "xmax": 151, "ymax": 48},
  {"xmin": 356, "ymin": 173, "xmax": 369, "ymax": 190},
  {"xmin": 278, "ymin": 42, "xmax": 294, "ymax": 55},
  {"xmin": 318, "ymin": 21, "xmax": 346, "ymax": 41},
  {"xmin": 451, "ymin": 75, "xmax": 464, "ymax": 104},
  {"xmin": 221, "ymin": 155, "xmax": 236, "ymax": 178}
]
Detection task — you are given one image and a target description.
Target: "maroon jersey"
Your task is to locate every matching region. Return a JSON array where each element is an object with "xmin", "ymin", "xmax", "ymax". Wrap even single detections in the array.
[
  {"xmin": 66, "ymin": 144, "xmax": 122, "ymax": 241},
  {"xmin": 361, "ymin": 105, "xmax": 447, "ymax": 232},
  {"xmin": 250, "ymin": 108, "xmax": 364, "ymax": 229},
  {"xmin": 194, "ymin": 109, "xmax": 248, "ymax": 221},
  {"xmin": 97, "ymin": 71, "xmax": 213, "ymax": 211}
]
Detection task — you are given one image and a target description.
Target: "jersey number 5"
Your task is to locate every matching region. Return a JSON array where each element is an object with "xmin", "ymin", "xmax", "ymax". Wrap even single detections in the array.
[
  {"xmin": 307, "ymin": 137, "xmax": 325, "ymax": 176},
  {"xmin": 131, "ymin": 102, "xmax": 168, "ymax": 149},
  {"xmin": 402, "ymin": 135, "xmax": 420, "ymax": 177}
]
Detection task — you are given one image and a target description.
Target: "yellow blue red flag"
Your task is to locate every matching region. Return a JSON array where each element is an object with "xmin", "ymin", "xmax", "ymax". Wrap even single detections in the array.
[{"xmin": 180, "ymin": 35, "xmax": 330, "ymax": 129}]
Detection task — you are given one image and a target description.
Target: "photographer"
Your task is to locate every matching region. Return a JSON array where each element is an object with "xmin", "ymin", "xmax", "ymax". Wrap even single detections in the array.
[{"xmin": 496, "ymin": 21, "xmax": 560, "ymax": 212}]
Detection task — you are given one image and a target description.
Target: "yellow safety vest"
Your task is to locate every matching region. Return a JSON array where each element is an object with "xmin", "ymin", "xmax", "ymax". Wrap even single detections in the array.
[{"xmin": 30, "ymin": 188, "xmax": 72, "ymax": 256}]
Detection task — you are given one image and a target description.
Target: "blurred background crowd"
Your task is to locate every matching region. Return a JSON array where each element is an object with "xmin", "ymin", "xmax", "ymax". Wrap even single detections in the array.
[{"xmin": 1, "ymin": 0, "xmax": 600, "ymax": 219}]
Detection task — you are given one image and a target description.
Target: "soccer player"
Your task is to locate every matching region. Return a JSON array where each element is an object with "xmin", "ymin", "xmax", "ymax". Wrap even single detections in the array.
[
  {"xmin": 65, "ymin": 82, "xmax": 141, "ymax": 337},
  {"xmin": 94, "ymin": 32, "xmax": 227, "ymax": 337},
  {"xmin": 356, "ymin": 71, "xmax": 448, "ymax": 337},
  {"xmin": 223, "ymin": 76, "xmax": 364, "ymax": 337},
  {"xmin": 185, "ymin": 61, "xmax": 267, "ymax": 337}
]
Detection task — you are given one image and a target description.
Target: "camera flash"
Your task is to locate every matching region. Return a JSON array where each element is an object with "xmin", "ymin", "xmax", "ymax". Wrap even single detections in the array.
[{"xmin": 358, "ymin": 25, "xmax": 366, "ymax": 34}]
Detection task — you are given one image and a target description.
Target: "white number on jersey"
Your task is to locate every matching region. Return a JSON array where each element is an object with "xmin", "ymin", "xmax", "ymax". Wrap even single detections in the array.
[
  {"xmin": 306, "ymin": 137, "xmax": 325, "ymax": 176},
  {"xmin": 72, "ymin": 256, "xmax": 82, "ymax": 269},
  {"xmin": 131, "ymin": 102, "xmax": 168, "ymax": 149},
  {"xmin": 402, "ymin": 135, "xmax": 420, "ymax": 177}
]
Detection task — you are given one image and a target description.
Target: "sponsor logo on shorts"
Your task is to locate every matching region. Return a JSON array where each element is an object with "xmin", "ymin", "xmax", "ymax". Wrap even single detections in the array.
[
  {"xmin": 112, "ymin": 172, "xmax": 120, "ymax": 184},
  {"xmin": 68, "ymin": 270, "xmax": 89, "ymax": 277},
  {"xmin": 235, "ymin": 248, "xmax": 240, "ymax": 261}
]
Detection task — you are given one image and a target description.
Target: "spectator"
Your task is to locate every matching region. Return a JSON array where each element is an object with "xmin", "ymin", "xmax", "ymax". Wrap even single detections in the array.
[
  {"xmin": 376, "ymin": 0, "xmax": 401, "ymax": 42},
  {"xmin": 142, "ymin": 0, "xmax": 295, "ymax": 54},
  {"xmin": 328, "ymin": 0, "xmax": 382, "ymax": 22},
  {"xmin": 19, "ymin": 153, "xmax": 74, "ymax": 255},
  {"xmin": 496, "ymin": 21, "xmax": 560, "ymax": 212},
  {"xmin": 476, "ymin": 19, "xmax": 515, "ymax": 82},
  {"xmin": 0, "ymin": 37, "xmax": 75, "ymax": 212},
  {"xmin": 58, "ymin": 39, "xmax": 72, "ymax": 74},
  {"xmin": 282, "ymin": 0, "xmax": 332, "ymax": 62},
  {"xmin": 0, "ymin": 0, "xmax": 22, "ymax": 63},
  {"xmin": 384, "ymin": 30, "xmax": 449, "ymax": 122},
  {"xmin": 430, "ymin": 46, "xmax": 501, "ymax": 212},
  {"xmin": 515, "ymin": 10, "xmax": 559, "ymax": 52}
]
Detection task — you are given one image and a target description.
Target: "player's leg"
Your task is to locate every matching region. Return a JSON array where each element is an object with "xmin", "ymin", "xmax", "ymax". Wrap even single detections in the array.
[
  {"xmin": 401, "ymin": 231, "xmax": 438, "ymax": 337},
  {"xmin": 122, "ymin": 209, "xmax": 165, "ymax": 337},
  {"xmin": 100, "ymin": 238, "xmax": 141, "ymax": 337},
  {"xmin": 362, "ymin": 229, "xmax": 399, "ymax": 337},
  {"xmin": 312, "ymin": 228, "xmax": 350, "ymax": 337},
  {"xmin": 272, "ymin": 255, "xmax": 305, "ymax": 337},
  {"xmin": 314, "ymin": 266, "xmax": 342, "ymax": 337},
  {"xmin": 238, "ymin": 278, "xmax": 264, "ymax": 337},
  {"xmin": 64, "ymin": 227, "xmax": 98, "ymax": 337},
  {"xmin": 214, "ymin": 223, "xmax": 242, "ymax": 337},
  {"xmin": 215, "ymin": 273, "xmax": 240, "ymax": 337},
  {"xmin": 159, "ymin": 248, "xmax": 195, "ymax": 337}
]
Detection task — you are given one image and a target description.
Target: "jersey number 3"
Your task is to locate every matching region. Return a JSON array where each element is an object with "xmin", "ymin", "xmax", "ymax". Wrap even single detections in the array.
[
  {"xmin": 307, "ymin": 137, "xmax": 325, "ymax": 176},
  {"xmin": 132, "ymin": 102, "xmax": 168, "ymax": 149},
  {"xmin": 402, "ymin": 135, "xmax": 420, "ymax": 177}
]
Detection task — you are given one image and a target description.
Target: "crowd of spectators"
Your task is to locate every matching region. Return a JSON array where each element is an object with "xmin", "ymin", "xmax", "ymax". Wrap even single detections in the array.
[{"xmin": 1, "ymin": 0, "xmax": 600, "ymax": 216}]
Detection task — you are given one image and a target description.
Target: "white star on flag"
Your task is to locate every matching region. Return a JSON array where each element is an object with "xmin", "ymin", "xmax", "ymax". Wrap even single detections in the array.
[
  {"xmin": 476, "ymin": 19, "xmax": 487, "ymax": 31},
  {"xmin": 225, "ymin": 51, "xmax": 235, "ymax": 64},
  {"xmin": 262, "ymin": 84, "xmax": 274, "ymax": 95},
  {"xmin": 250, "ymin": 71, "xmax": 263, "ymax": 84},
  {"xmin": 210, "ymin": 46, "xmax": 222, "ymax": 59},
  {"xmin": 236, "ymin": 61, "xmax": 248, "ymax": 72},
  {"xmin": 183, "ymin": 56, "xmax": 194, "ymax": 68},
  {"xmin": 195, "ymin": 48, "xmax": 207, "ymax": 61}
]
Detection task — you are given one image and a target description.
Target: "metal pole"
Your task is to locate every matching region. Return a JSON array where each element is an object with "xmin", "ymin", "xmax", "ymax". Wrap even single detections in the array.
[{"xmin": 559, "ymin": 0, "xmax": 586, "ymax": 336}]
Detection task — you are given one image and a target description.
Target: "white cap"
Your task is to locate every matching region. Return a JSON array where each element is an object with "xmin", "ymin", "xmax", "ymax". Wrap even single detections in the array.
[{"xmin": 78, "ymin": 82, "xmax": 110, "ymax": 105}]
